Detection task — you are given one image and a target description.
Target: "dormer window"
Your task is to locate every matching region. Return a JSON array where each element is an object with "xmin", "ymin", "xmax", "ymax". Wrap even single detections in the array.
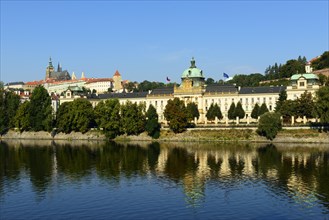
[{"xmin": 299, "ymin": 82, "xmax": 305, "ymax": 87}]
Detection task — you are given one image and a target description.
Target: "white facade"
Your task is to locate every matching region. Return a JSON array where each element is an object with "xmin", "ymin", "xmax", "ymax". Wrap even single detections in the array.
[{"xmin": 84, "ymin": 79, "xmax": 113, "ymax": 94}]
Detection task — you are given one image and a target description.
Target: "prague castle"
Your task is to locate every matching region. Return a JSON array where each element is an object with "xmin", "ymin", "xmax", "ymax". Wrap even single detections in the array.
[{"xmin": 45, "ymin": 57, "xmax": 71, "ymax": 81}]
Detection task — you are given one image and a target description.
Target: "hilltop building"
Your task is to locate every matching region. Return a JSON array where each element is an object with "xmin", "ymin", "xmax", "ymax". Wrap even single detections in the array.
[{"xmin": 45, "ymin": 57, "xmax": 71, "ymax": 81}]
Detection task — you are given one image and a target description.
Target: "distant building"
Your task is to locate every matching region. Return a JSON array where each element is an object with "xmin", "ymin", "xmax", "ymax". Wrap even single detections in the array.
[
  {"xmin": 83, "ymin": 58, "xmax": 321, "ymax": 124},
  {"xmin": 45, "ymin": 57, "xmax": 71, "ymax": 81},
  {"xmin": 84, "ymin": 78, "xmax": 114, "ymax": 94},
  {"xmin": 4, "ymin": 81, "xmax": 24, "ymax": 90}
]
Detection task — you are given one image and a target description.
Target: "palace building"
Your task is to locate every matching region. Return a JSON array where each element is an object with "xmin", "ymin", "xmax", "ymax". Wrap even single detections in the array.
[{"xmin": 82, "ymin": 58, "xmax": 320, "ymax": 124}]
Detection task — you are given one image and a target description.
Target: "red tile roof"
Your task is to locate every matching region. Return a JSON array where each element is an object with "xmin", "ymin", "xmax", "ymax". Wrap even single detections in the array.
[{"xmin": 113, "ymin": 70, "xmax": 121, "ymax": 76}]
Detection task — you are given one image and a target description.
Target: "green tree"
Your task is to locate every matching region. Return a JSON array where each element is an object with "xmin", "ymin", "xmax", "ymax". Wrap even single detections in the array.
[
  {"xmin": 29, "ymin": 86, "xmax": 53, "ymax": 131},
  {"xmin": 120, "ymin": 101, "xmax": 146, "ymax": 135},
  {"xmin": 94, "ymin": 99, "xmax": 122, "ymax": 138},
  {"xmin": 275, "ymin": 90, "xmax": 287, "ymax": 113},
  {"xmin": 280, "ymin": 100, "xmax": 297, "ymax": 122},
  {"xmin": 124, "ymin": 82, "xmax": 138, "ymax": 92},
  {"xmin": 316, "ymin": 86, "xmax": 329, "ymax": 123},
  {"xmin": 145, "ymin": 104, "xmax": 160, "ymax": 139},
  {"xmin": 56, "ymin": 102, "xmax": 73, "ymax": 133},
  {"xmin": 280, "ymin": 59, "xmax": 305, "ymax": 78},
  {"xmin": 206, "ymin": 103, "xmax": 222, "ymax": 121},
  {"xmin": 251, "ymin": 103, "xmax": 260, "ymax": 119},
  {"xmin": 56, "ymin": 99, "xmax": 95, "ymax": 133},
  {"xmin": 311, "ymin": 51, "xmax": 329, "ymax": 70},
  {"xmin": 296, "ymin": 91, "xmax": 314, "ymax": 118},
  {"xmin": 229, "ymin": 73, "xmax": 265, "ymax": 87},
  {"xmin": 257, "ymin": 112, "xmax": 282, "ymax": 140},
  {"xmin": 14, "ymin": 101, "xmax": 31, "ymax": 132},
  {"xmin": 164, "ymin": 98, "xmax": 188, "ymax": 133},
  {"xmin": 259, "ymin": 103, "xmax": 269, "ymax": 116},
  {"xmin": 137, "ymin": 80, "xmax": 165, "ymax": 92},
  {"xmin": 228, "ymin": 102, "xmax": 236, "ymax": 120},
  {"xmin": 318, "ymin": 74, "xmax": 328, "ymax": 86},
  {"xmin": 0, "ymin": 88, "xmax": 5, "ymax": 133},
  {"xmin": 186, "ymin": 102, "xmax": 199, "ymax": 122},
  {"xmin": 206, "ymin": 78, "xmax": 215, "ymax": 85},
  {"xmin": 0, "ymin": 90, "xmax": 20, "ymax": 133},
  {"xmin": 234, "ymin": 102, "xmax": 245, "ymax": 119},
  {"xmin": 71, "ymin": 99, "xmax": 95, "ymax": 133},
  {"xmin": 4, "ymin": 91, "xmax": 20, "ymax": 128}
]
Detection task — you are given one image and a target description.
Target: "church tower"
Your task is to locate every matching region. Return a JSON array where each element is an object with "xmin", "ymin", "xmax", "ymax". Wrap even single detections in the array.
[{"xmin": 46, "ymin": 57, "xmax": 54, "ymax": 80}]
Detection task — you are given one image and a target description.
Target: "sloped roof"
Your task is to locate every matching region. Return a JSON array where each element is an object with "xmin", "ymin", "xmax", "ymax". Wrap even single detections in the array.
[
  {"xmin": 94, "ymin": 91, "xmax": 149, "ymax": 99},
  {"xmin": 239, "ymin": 86, "xmax": 286, "ymax": 94},
  {"xmin": 5, "ymin": 81, "xmax": 24, "ymax": 86},
  {"xmin": 205, "ymin": 85, "xmax": 238, "ymax": 93},
  {"xmin": 113, "ymin": 70, "xmax": 121, "ymax": 76},
  {"xmin": 290, "ymin": 73, "xmax": 319, "ymax": 80},
  {"xmin": 150, "ymin": 87, "xmax": 174, "ymax": 95}
]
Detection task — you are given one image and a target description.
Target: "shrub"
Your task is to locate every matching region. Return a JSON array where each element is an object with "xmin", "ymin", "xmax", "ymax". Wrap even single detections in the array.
[{"xmin": 257, "ymin": 112, "xmax": 282, "ymax": 140}]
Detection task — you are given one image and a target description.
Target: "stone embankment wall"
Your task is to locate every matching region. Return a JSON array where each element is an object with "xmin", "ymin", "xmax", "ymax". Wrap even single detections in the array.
[
  {"xmin": 1, "ymin": 129, "xmax": 328, "ymax": 143},
  {"xmin": 0, "ymin": 130, "xmax": 105, "ymax": 140}
]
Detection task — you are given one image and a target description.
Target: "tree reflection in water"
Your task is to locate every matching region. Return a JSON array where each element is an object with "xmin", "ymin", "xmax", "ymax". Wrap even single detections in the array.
[{"xmin": 0, "ymin": 140, "xmax": 328, "ymax": 210}]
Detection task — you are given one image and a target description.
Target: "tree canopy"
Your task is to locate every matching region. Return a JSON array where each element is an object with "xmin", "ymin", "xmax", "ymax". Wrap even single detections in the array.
[
  {"xmin": 186, "ymin": 102, "xmax": 200, "ymax": 122},
  {"xmin": 120, "ymin": 101, "xmax": 146, "ymax": 135},
  {"xmin": 145, "ymin": 104, "xmax": 160, "ymax": 139},
  {"xmin": 206, "ymin": 103, "xmax": 223, "ymax": 121},
  {"xmin": 29, "ymin": 86, "xmax": 53, "ymax": 131},
  {"xmin": 0, "ymin": 90, "xmax": 20, "ymax": 133},
  {"xmin": 234, "ymin": 102, "xmax": 245, "ymax": 119},
  {"xmin": 94, "ymin": 99, "xmax": 122, "ymax": 138},
  {"xmin": 311, "ymin": 51, "xmax": 329, "ymax": 70},
  {"xmin": 164, "ymin": 98, "xmax": 188, "ymax": 133},
  {"xmin": 257, "ymin": 112, "xmax": 282, "ymax": 140},
  {"xmin": 251, "ymin": 103, "xmax": 260, "ymax": 119},
  {"xmin": 316, "ymin": 86, "xmax": 329, "ymax": 123},
  {"xmin": 228, "ymin": 102, "xmax": 236, "ymax": 120}
]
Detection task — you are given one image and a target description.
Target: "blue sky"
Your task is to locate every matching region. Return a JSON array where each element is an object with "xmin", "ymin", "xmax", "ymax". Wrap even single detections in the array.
[{"xmin": 1, "ymin": 1, "xmax": 328, "ymax": 84}]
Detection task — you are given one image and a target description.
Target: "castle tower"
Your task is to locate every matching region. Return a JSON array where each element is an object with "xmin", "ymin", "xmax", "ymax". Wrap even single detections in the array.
[
  {"xmin": 46, "ymin": 57, "xmax": 54, "ymax": 80},
  {"xmin": 113, "ymin": 70, "xmax": 123, "ymax": 91}
]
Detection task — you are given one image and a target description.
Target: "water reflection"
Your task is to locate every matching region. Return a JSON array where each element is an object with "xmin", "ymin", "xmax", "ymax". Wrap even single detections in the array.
[{"xmin": 0, "ymin": 140, "xmax": 328, "ymax": 212}]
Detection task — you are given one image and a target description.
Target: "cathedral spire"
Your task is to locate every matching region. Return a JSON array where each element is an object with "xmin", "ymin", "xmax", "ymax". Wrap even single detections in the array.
[{"xmin": 57, "ymin": 62, "xmax": 62, "ymax": 72}]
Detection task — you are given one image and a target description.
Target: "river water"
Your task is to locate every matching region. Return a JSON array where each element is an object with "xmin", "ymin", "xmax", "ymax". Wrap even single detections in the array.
[{"xmin": 0, "ymin": 140, "xmax": 328, "ymax": 219}]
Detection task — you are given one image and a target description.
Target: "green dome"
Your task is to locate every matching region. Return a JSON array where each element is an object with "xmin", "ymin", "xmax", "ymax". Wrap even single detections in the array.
[{"xmin": 181, "ymin": 58, "xmax": 205, "ymax": 79}]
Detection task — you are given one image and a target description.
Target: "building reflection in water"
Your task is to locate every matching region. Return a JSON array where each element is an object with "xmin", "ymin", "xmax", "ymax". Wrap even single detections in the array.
[{"xmin": 0, "ymin": 140, "xmax": 328, "ymax": 209}]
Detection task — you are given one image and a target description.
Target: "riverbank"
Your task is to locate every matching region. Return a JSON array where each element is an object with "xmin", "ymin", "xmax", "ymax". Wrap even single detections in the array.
[{"xmin": 1, "ymin": 128, "xmax": 328, "ymax": 143}]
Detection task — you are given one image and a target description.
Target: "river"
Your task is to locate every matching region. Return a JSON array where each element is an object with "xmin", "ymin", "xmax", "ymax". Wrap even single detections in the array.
[{"xmin": 1, "ymin": 140, "xmax": 328, "ymax": 219}]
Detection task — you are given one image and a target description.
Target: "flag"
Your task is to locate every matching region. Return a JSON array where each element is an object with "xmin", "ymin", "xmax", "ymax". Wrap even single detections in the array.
[
  {"xmin": 223, "ymin": 73, "xmax": 229, "ymax": 79},
  {"xmin": 166, "ymin": 77, "xmax": 171, "ymax": 82}
]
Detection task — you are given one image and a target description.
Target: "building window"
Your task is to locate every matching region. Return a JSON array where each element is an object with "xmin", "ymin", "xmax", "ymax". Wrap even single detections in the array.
[
  {"xmin": 251, "ymin": 98, "xmax": 254, "ymax": 103},
  {"xmin": 263, "ymin": 97, "xmax": 266, "ymax": 103},
  {"xmin": 299, "ymin": 82, "xmax": 305, "ymax": 87}
]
